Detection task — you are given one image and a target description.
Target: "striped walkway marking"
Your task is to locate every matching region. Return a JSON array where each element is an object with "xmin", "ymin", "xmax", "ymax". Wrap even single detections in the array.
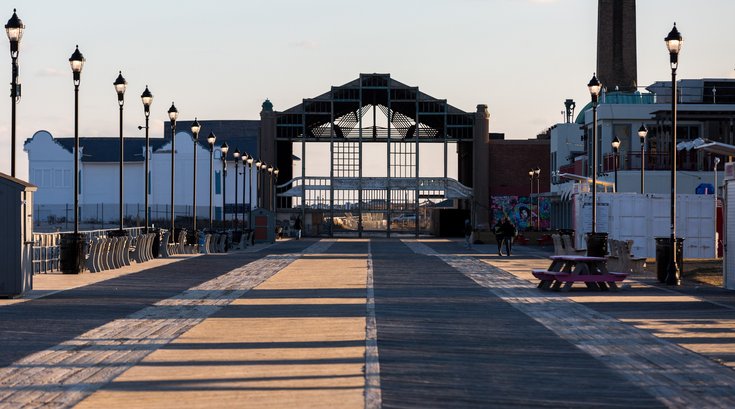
[
  {"xmin": 0, "ymin": 240, "xmax": 334, "ymax": 409},
  {"xmin": 403, "ymin": 239, "xmax": 735, "ymax": 409}
]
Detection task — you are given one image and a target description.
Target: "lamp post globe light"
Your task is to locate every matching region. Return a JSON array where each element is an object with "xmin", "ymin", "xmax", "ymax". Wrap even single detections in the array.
[
  {"xmin": 233, "ymin": 149, "xmax": 241, "ymax": 232},
  {"xmin": 665, "ymin": 23, "xmax": 683, "ymax": 286},
  {"xmin": 638, "ymin": 124, "xmax": 648, "ymax": 194},
  {"xmin": 167, "ymin": 102, "xmax": 178, "ymax": 240},
  {"xmin": 220, "ymin": 142, "xmax": 229, "ymax": 230},
  {"xmin": 59, "ymin": 45, "xmax": 85, "ymax": 274},
  {"xmin": 140, "ymin": 86, "xmax": 153, "ymax": 233},
  {"xmin": 207, "ymin": 132, "xmax": 216, "ymax": 229},
  {"xmin": 611, "ymin": 136, "xmax": 621, "ymax": 192},
  {"xmin": 113, "ymin": 71, "xmax": 127, "ymax": 234},
  {"xmin": 6, "ymin": 9, "xmax": 24, "ymax": 177},
  {"xmin": 533, "ymin": 167, "xmax": 541, "ymax": 230},
  {"xmin": 191, "ymin": 118, "xmax": 201, "ymax": 234}
]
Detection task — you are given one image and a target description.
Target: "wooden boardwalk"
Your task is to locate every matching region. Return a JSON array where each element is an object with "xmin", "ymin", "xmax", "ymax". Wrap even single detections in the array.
[{"xmin": 0, "ymin": 238, "xmax": 734, "ymax": 408}]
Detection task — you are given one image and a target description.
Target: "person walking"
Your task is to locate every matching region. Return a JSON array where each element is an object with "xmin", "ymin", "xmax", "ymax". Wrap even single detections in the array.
[
  {"xmin": 463, "ymin": 219, "xmax": 473, "ymax": 249},
  {"xmin": 500, "ymin": 217, "xmax": 516, "ymax": 256},
  {"xmin": 294, "ymin": 216, "xmax": 303, "ymax": 240},
  {"xmin": 493, "ymin": 218, "xmax": 505, "ymax": 256}
]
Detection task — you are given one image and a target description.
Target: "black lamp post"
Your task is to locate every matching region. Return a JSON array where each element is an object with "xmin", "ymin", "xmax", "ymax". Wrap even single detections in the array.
[
  {"xmin": 247, "ymin": 155, "xmax": 254, "ymax": 229},
  {"xmin": 60, "ymin": 45, "xmax": 85, "ymax": 274},
  {"xmin": 6, "ymin": 9, "xmax": 24, "ymax": 178},
  {"xmin": 665, "ymin": 23, "xmax": 683, "ymax": 286},
  {"xmin": 612, "ymin": 136, "xmax": 621, "ymax": 192},
  {"xmin": 241, "ymin": 154, "xmax": 248, "ymax": 228},
  {"xmin": 260, "ymin": 162, "xmax": 268, "ymax": 210},
  {"xmin": 113, "ymin": 71, "xmax": 127, "ymax": 233},
  {"xmin": 534, "ymin": 167, "xmax": 541, "ymax": 230},
  {"xmin": 69, "ymin": 46, "xmax": 84, "ymax": 234},
  {"xmin": 255, "ymin": 159, "xmax": 262, "ymax": 209},
  {"xmin": 638, "ymin": 124, "xmax": 648, "ymax": 194},
  {"xmin": 207, "ymin": 132, "xmax": 216, "ymax": 229},
  {"xmin": 528, "ymin": 169, "xmax": 534, "ymax": 229},
  {"xmin": 233, "ymin": 149, "xmax": 241, "ymax": 231},
  {"xmin": 191, "ymin": 118, "xmax": 201, "ymax": 233},
  {"xmin": 140, "ymin": 86, "xmax": 153, "ymax": 233},
  {"xmin": 587, "ymin": 73, "xmax": 602, "ymax": 234},
  {"xmin": 273, "ymin": 167, "xmax": 280, "ymax": 212},
  {"xmin": 267, "ymin": 165, "xmax": 274, "ymax": 212},
  {"xmin": 220, "ymin": 142, "xmax": 229, "ymax": 230},
  {"xmin": 167, "ymin": 102, "xmax": 178, "ymax": 238}
]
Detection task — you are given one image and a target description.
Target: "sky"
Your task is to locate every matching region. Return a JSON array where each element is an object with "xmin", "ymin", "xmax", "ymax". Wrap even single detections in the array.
[{"xmin": 2, "ymin": 0, "xmax": 735, "ymax": 180}]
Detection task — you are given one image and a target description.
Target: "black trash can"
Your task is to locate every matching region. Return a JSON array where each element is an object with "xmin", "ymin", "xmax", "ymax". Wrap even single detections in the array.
[
  {"xmin": 60, "ymin": 233, "xmax": 86, "ymax": 274},
  {"xmin": 655, "ymin": 237, "xmax": 684, "ymax": 283},
  {"xmin": 586, "ymin": 232, "xmax": 608, "ymax": 257}
]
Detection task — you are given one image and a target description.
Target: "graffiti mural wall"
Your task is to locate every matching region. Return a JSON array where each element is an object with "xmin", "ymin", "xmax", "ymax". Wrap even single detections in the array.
[{"xmin": 491, "ymin": 196, "xmax": 550, "ymax": 231}]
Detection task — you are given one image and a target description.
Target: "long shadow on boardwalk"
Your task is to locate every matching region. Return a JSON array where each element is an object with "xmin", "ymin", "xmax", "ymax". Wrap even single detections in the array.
[
  {"xmin": 370, "ymin": 239, "xmax": 663, "ymax": 409},
  {"xmin": 0, "ymin": 239, "xmax": 315, "ymax": 368}
]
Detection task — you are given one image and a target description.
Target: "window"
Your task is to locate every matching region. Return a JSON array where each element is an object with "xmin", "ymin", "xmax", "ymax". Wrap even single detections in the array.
[{"xmin": 215, "ymin": 171, "xmax": 221, "ymax": 194}]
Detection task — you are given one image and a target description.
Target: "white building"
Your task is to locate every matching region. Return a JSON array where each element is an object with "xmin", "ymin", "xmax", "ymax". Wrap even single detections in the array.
[
  {"xmin": 24, "ymin": 120, "xmax": 263, "ymax": 230},
  {"xmin": 550, "ymin": 78, "xmax": 735, "ymax": 197}
]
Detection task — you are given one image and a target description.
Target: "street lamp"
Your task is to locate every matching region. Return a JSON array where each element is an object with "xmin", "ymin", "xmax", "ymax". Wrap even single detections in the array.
[
  {"xmin": 611, "ymin": 136, "xmax": 621, "ymax": 192},
  {"xmin": 167, "ymin": 102, "xmax": 178, "ymax": 239},
  {"xmin": 220, "ymin": 142, "xmax": 229, "ymax": 230},
  {"xmin": 247, "ymin": 155, "xmax": 254, "ymax": 229},
  {"xmin": 61, "ymin": 45, "xmax": 85, "ymax": 274},
  {"xmin": 267, "ymin": 165, "xmax": 274, "ymax": 212},
  {"xmin": 528, "ymin": 169, "xmax": 534, "ymax": 229},
  {"xmin": 273, "ymin": 167, "xmax": 280, "ymax": 212},
  {"xmin": 241, "ymin": 154, "xmax": 248, "ymax": 228},
  {"xmin": 533, "ymin": 166, "xmax": 541, "ymax": 230},
  {"xmin": 191, "ymin": 118, "xmax": 201, "ymax": 233},
  {"xmin": 587, "ymin": 73, "xmax": 602, "ymax": 234},
  {"xmin": 233, "ymin": 148, "xmax": 241, "ymax": 231},
  {"xmin": 255, "ymin": 159, "xmax": 262, "ymax": 209},
  {"xmin": 140, "ymin": 86, "xmax": 153, "ymax": 233},
  {"xmin": 6, "ymin": 9, "xmax": 24, "ymax": 177},
  {"xmin": 207, "ymin": 132, "xmax": 216, "ymax": 229},
  {"xmin": 714, "ymin": 156, "xmax": 720, "ymax": 257},
  {"xmin": 260, "ymin": 162, "xmax": 268, "ymax": 211},
  {"xmin": 665, "ymin": 23, "xmax": 683, "ymax": 285},
  {"xmin": 69, "ymin": 46, "xmax": 84, "ymax": 235},
  {"xmin": 113, "ymin": 71, "xmax": 127, "ymax": 233},
  {"xmin": 638, "ymin": 124, "xmax": 648, "ymax": 194}
]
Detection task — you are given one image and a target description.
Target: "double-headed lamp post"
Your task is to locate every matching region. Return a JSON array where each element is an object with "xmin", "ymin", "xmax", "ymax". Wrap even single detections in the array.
[
  {"xmin": 191, "ymin": 119, "xmax": 201, "ymax": 233},
  {"xmin": 220, "ymin": 142, "xmax": 229, "ymax": 229},
  {"xmin": 611, "ymin": 136, "xmax": 621, "ymax": 192},
  {"xmin": 241, "ymin": 154, "xmax": 248, "ymax": 228},
  {"xmin": 168, "ymin": 103, "xmax": 178, "ymax": 238},
  {"xmin": 140, "ymin": 86, "xmax": 153, "ymax": 233},
  {"xmin": 113, "ymin": 72, "xmax": 127, "ymax": 233},
  {"xmin": 587, "ymin": 73, "xmax": 602, "ymax": 234},
  {"xmin": 260, "ymin": 162, "xmax": 268, "ymax": 210},
  {"xmin": 69, "ymin": 46, "xmax": 84, "ymax": 235},
  {"xmin": 267, "ymin": 165, "xmax": 274, "ymax": 212},
  {"xmin": 6, "ymin": 9, "xmax": 24, "ymax": 178},
  {"xmin": 534, "ymin": 167, "xmax": 541, "ymax": 230},
  {"xmin": 233, "ymin": 149, "xmax": 241, "ymax": 231},
  {"xmin": 255, "ymin": 159, "xmax": 262, "ymax": 209},
  {"xmin": 665, "ymin": 23, "xmax": 683, "ymax": 286},
  {"xmin": 207, "ymin": 132, "xmax": 217, "ymax": 229},
  {"xmin": 638, "ymin": 124, "xmax": 648, "ymax": 194}
]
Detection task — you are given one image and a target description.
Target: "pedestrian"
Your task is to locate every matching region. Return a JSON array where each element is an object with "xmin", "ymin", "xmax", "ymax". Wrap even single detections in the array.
[
  {"xmin": 493, "ymin": 218, "xmax": 505, "ymax": 256},
  {"xmin": 294, "ymin": 216, "xmax": 303, "ymax": 240},
  {"xmin": 500, "ymin": 217, "xmax": 517, "ymax": 256},
  {"xmin": 463, "ymin": 219, "xmax": 473, "ymax": 249}
]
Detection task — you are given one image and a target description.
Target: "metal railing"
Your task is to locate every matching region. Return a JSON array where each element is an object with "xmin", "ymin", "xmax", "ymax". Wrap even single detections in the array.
[{"xmin": 31, "ymin": 227, "xmax": 145, "ymax": 274}]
